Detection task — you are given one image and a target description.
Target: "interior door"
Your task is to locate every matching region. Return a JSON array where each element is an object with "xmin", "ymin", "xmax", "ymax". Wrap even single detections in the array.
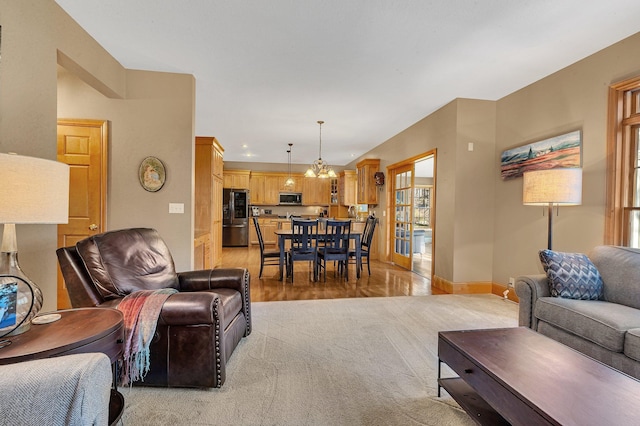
[
  {"xmin": 56, "ymin": 119, "xmax": 108, "ymax": 309},
  {"xmin": 391, "ymin": 163, "xmax": 414, "ymax": 269}
]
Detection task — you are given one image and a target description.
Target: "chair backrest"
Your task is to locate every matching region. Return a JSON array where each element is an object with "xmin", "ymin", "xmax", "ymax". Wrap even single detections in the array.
[
  {"xmin": 291, "ymin": 219, "xmax": 318, "ymax": 253},
  {"xmin": 57, "ymin": 228, "xmax": 179, "ymax": 304},
  {"xmin": 253, "ymin": 217, "xmax": 266, "ymax": 253},
  {"xmin": 362, "ymin": 217, "xmax": 378, "ymax": 249},
  {"xmin": 323, "ymin": 220, "xmax": 351, "ymax": 251}
]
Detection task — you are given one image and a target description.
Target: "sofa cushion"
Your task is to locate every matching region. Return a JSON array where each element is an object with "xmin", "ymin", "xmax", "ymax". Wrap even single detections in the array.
[
  {"xmin": 625, "ymin": 328, "xmax": 640, "ymax": 362},
  {"xmin": 589, "ymin": 246, "xmax": 640, "ymax": 309},
  {"xmin": 539, "ymin": 249, "xmax": 603, "ymax": 300},
  {"xmin": 76, "ymin": 228, "xmax": 179, "ymax": 299},
  {"xmin": 535, "ymin": 297, "xmax": 640, "ymax": 352}
]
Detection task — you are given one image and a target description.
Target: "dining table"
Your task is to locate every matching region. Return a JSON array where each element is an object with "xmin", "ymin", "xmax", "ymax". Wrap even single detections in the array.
[{"xmin": 274, "ymin": 229, "xmax": 362, "ymax": 281}]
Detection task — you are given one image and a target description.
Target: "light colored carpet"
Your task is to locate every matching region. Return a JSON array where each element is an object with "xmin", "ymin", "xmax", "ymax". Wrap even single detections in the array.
[{"xmin": 121, "ymin": 294, "xmax": 518, "ymax": 425}]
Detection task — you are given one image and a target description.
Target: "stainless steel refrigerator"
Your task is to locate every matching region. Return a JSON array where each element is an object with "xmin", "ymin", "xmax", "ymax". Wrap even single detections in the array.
[{"xmin": 222, "ymin": 188, "xmax": 249, "ymax": 246}]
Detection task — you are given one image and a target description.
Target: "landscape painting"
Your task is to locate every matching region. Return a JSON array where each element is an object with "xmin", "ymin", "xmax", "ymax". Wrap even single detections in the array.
[{"xmin": 500, "ymin": 130, "xmax": 582, "ymax": 179}]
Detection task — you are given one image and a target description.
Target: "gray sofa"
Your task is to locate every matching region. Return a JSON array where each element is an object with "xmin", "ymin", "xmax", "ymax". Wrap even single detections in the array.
[
  {"xmin": 0, "ymin": 353, "xmax": 112, "ymax": 425},
  {"xmin": 516, "ymin": 245, "xmax": 640, "ymax": 379}
]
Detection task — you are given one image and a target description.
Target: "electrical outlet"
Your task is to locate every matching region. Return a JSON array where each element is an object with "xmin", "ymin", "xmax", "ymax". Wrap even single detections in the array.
[{"xmin": 508, "ymin": 277, "xmax": 515, "ymax": 288}]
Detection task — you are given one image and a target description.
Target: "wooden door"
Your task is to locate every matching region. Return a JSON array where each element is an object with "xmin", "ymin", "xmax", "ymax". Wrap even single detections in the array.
[
  {"xmin": 57, "ymin": 119, "xmax": 108, "ymax": 309},
  {"xmin": 390, "ymin": 163, "xmax": 414, "ymax": 270}
]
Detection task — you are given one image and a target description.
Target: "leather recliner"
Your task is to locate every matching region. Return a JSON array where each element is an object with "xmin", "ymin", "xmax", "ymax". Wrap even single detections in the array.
[{"xmin": 56, "ymin": 227, "xmax": 251, "ymax": 388}]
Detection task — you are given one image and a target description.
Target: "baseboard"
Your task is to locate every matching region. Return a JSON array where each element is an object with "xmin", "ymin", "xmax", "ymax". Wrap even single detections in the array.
[
  {"xmin": 432, "ymin": 275, "xmax": 492, "ymax": 294},
  {"xmin": 432, "ymin": 276, "xmax": 519, "ymax": 303}
]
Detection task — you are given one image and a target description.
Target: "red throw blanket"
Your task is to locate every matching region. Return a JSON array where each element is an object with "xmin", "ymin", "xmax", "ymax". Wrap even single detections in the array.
[{"xmin": 117, "ymin": 288, "xmax": 176, "ymax": 386}]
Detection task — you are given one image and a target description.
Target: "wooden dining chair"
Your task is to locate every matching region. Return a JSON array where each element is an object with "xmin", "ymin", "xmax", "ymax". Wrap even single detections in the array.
[
  {"xmin": 288, "ymin": 219, "xmax": 318, "ymax": 283},
  {"xmin": 317, "ymin": 219, "xmax": 351, "ymax": 281},
  {"xmin": 253, "ymin": 217, "xmax": 281, "ymax": 278},
  {"xmin": 348, "ymin": 216, "xmax": 378, "ymax": 275}
]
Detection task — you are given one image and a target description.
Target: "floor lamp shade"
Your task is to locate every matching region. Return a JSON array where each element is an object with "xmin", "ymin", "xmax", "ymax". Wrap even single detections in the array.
[
  {"xmin": 522, "ymin": 168, "xmax": 582, "ymax": 206},
  {"xmin": 522, "ymin": 167, "xmax": 582, "ymax": 250},
  {"xmin": 0, "ymin": 153, "xmax": 70, "ymax": 336}
]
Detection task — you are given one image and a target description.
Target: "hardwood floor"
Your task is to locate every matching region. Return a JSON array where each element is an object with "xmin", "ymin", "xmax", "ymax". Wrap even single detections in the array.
[{"xmin": 222, "ymin": 246, "xmax": 444, "ymax": 302}]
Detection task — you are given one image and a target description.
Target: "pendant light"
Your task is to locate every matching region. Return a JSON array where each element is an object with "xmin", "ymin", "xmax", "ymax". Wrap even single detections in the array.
[
  {"xmin": 284, "ymin": 143, "xmax": 295, "ymax": 188},
  {"xmin": 305, "ymin": 120, "xmax": 336, "ymax": 178}
]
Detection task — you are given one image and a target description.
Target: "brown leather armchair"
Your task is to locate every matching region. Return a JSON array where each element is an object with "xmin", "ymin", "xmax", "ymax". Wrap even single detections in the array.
[{"xmin": 56, "ymin": 228, "xmax": 251, "ymax": 388}]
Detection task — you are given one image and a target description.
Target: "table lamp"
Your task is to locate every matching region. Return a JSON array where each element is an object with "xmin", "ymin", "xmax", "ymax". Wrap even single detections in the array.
[
  {"xmin": 523, "ymin": 168, "xmax": 582, "ymax": 250},
  {"xmin": 0, "ymin": 153, "xmax": 69, "ymax": 336}
]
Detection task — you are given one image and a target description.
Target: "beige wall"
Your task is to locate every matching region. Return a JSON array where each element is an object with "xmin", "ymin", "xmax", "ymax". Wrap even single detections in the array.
[
  {"xmin": 349, "ymin": 31, "xmax": 640, "ymax": 287},
  {"xmin": 57, "ymin": 68, "xmax": 196, "ymax": 271},
  {"xmin": 0, "ymin": 0, "xmax": 195, "ymax": 311},
  {"xmin": 492, "ymin": 31, "xmax": 640, "ymax": 284},
  {"xmin": 345, "ymin": 99, "xmax": 496, "ymax": 283}
]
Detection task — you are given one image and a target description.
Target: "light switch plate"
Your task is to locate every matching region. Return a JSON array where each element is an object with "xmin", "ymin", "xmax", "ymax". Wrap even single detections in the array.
[{"xmin": 169, "ymin": 203, "xmax": 184, "ymax": 214}]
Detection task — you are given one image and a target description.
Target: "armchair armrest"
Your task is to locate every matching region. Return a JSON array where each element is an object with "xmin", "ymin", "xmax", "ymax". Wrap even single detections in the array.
[
  {"xmin": 515, "ymin": 274, "xmax": 549, "ymax": 330},
  {"xmin": 158, "ymin": 292, "xmax": 222, "ymax": 326},
  {"xmin": 177, "ymin": 268, "xmax": 251, "ymax": 335},
  {"xmin": 177, "ymin": 268, "xmax": 248, "ymax": 293}
]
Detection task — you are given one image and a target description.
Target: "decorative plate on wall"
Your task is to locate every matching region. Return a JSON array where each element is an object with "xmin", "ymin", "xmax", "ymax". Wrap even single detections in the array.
[{"xmin": 139, "ymin": 156, "xmax": 166, "ymax": 192}]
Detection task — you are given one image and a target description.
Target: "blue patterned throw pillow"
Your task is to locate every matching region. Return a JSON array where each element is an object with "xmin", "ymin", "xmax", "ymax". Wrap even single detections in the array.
[{"xmin": 539, "ymin": 250, "xmax": 604, "ymax": 300}]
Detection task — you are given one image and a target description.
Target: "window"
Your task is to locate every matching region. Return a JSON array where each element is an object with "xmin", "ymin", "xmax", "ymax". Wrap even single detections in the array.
[
  {"xmin": 413, "ymin": 186, "xmax": 432, "ymax": 227},
  {"xmin": 606, "ymin": 77, "xmax": 640, "ymax": 246}
]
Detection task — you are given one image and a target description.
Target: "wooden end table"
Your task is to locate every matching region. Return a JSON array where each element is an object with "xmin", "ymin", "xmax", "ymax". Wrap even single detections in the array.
[
  {"xmin": 437, "ymin": 327, "xmax": 640, "ymax": 425},
  {"xmin": 0, "ymin": 308, "xmax": 125, "ymax": 425}
]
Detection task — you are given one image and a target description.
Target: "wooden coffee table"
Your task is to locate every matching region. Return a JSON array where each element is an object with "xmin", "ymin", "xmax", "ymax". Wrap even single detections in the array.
[
  {"xmin": 438, "ymin": 327, "xmax": 640, "ymax": 425},
  {"xmin": 0, "ymin": 308, "xmax": 124, "ymax": 425}
]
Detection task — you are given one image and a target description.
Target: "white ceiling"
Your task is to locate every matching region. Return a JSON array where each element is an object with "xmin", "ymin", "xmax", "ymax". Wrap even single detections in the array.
[{"xmin": 54, "ymin": 0, "xmax": 640, "ymax": 167}]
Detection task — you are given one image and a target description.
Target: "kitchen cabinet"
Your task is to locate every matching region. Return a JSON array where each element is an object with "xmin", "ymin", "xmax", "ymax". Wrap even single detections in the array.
[
  {"xmin": 339, "ymin": 170, "xmax": 357, "ymax": 206},
  {"xmin": 303, "ymin": 177, "xmax": 330, "ymax": 206},
  {"xmin": 250, "ymin": 217, "xmax": 277, "ymax": 245},
  {"xmin": 223, "ymin": 169, "xmax": 250, "ymax": 189},
  {"xmin": 249, "ymin": 174, "xmax": 265, "ymax": 205},
  {"xmin": 264, "ymin": 175, "xmax": 281, "ymax": 205},
  {"xmin": 278, "ymin": 174, "xmax": 303, "ymax": 193},
  {"xmin": 250, "ymin": 173, "xmax": 286, "ymax": 205},
  {"xmin": 195, "ymin": 136, "xmax": 224, "ymax": 268},
  {"xmin": 356, "ymin": 159, "xmax": 380, "ymax": 205}
]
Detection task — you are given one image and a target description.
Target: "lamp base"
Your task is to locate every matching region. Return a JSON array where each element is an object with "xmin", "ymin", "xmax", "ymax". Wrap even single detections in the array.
[{"xmin": 0, "ymin": 251, "xmax": 43, "ymax": 336}]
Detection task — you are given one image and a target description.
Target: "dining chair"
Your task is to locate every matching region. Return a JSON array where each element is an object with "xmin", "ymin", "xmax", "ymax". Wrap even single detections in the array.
[
  {"xmin": 288, "ymin": 219, "xmax": 318, "ymax": 283},
  {"xmin": 253, "ymin": 217, "xmax": 281, "ymax": 278},
  {"xmin": 317, "ymin": 219, "xmax": 351, "ymax": 281},
  {"xmin": 348, "ymin": 216, "xmax": 378, "ymax": 275}
]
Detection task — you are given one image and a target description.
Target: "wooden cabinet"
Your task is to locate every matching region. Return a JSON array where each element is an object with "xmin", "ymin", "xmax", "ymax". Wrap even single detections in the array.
[
  {"xmin": 356, "ymin": 159, "xmax": 380, "ymax": 205},
  {"xmin": 195, "ymin": 136, "xmax": 224, "ymax": 269},
  {"xmin": 339, "ymin": 170, "xmax": 357, "ymax": 206},
  {"xmin": 249, "ymin": 174, "xmax": 266, "ymax": 205},
  {"xmin": 303, "ymin": 177, "xmax": 330, "ymax": 206},
  {"xmin": 250, "ymin": 173, "xmax": 288, "ymax": 205},
  {"xmin": 264, "ymin": 175, "xmax": 281, "ymax": 205},
  {"xmin": 250, "ymin": 217, "xmax": 277, "ymax": 245},
  {"xmin": 223, "ymin": 169, "xmax": 250, "ymax": 189}
]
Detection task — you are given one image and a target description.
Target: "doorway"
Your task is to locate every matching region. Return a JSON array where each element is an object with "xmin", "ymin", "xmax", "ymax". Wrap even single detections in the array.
[
  {"xmin": 56, "ymin": 119, "xmax": 108, "ymax": 309},
  {"xmin": 388, "ymin": 151, "xmax": 436, "ymax": 280}
]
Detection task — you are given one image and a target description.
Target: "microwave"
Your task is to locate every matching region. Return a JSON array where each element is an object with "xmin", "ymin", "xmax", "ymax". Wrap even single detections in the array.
[{"xmin": 279, "ymin": 192, "xmax": 303, "ymax": 205}]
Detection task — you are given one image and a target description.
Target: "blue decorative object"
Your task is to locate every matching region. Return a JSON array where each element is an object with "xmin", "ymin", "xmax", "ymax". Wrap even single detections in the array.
[{"xmin": 539, "ymin": 249, "xmax": 604, "ymax": 300}]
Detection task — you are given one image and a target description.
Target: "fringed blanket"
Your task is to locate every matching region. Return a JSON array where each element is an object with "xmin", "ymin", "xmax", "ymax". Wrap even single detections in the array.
[{"xmin": 117, "ymin": 288, "xmax": 177, "ymax": 386}]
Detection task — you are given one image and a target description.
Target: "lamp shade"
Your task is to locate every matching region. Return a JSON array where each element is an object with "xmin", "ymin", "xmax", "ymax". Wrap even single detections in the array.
[
  {"xmin": 523, "ymin": 168, "xmax": 582, "ymax": 206},
  {"xmin": 0, "ymin": 153, "xmax": 70, "ymax": 224}
]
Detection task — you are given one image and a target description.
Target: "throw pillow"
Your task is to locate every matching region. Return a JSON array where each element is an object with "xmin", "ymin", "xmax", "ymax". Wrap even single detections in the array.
[{"xmin": 539, "ymin": 249, "xmax": 604, "ymax": 300}]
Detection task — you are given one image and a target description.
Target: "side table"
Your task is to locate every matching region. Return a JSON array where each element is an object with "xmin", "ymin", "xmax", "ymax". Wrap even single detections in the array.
[{"xmin": 0, "ymin": 308, "xmax": 125, "ymax": 425}]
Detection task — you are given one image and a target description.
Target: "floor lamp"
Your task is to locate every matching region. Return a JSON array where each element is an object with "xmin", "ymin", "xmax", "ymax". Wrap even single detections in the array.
[
  {"xmin": 523, "ymin": 168, "xmax": 582, "ymax": 250},
  {"xmin": 0, "ymin": 153, "xmax": 69, "ymax": 336}
]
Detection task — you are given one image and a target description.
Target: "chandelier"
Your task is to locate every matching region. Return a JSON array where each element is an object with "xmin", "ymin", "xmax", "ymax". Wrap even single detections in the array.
[
  {"xmin": 284, "ymin": 143, "xmax": 295, "ymax": 188},
  {"xmin": 305, "ymin": 120, "xmax": 336, "ymax": 178}
]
